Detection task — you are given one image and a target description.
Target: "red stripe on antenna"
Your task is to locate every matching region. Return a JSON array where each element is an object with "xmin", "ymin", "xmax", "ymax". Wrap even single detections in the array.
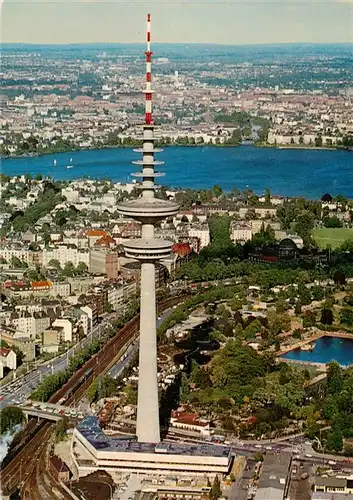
[
  {"xmin": 147, "ymin": 13, "xmax": 151, "ymax": 22},
  {"xmin": 147, "ymin": 32, "xmax": 151, "ymax": 42}
]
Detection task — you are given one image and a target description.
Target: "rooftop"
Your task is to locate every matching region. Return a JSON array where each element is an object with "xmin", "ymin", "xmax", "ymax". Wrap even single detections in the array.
[
  {"xmin": 50, "ymin": 455, "xmax": 69, "ymax": 473},
  {"xmin": 0, "ymin": 347, "xmax": 12, "ymax": 357},
  {"xmin": 315, "ymin": 476, "xmax": 348, "ymax": 488},
  {"xmin": 77, "ymin": 417, "xmax": 230, "ymax": 458},
  {"xmin": 256, "ymin": 452, "xmax": 291, "ymax": 496}
]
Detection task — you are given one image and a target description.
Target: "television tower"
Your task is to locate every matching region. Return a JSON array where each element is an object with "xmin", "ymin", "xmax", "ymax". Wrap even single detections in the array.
[{"xmin": 117, "ymin": 14, "xmax": 179, "ymax": 443}]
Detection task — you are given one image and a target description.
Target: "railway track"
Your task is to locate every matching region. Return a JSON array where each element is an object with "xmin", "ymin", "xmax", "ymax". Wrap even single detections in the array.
[{"xmin": 0, "ymin": 294, "xmax": 188, "ymax": 497}]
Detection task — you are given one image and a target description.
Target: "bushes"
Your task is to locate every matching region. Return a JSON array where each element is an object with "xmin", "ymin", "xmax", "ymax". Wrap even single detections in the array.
[
  {"xmin": 31, "ymin": 301, "xmax": 140, "ymax": 402},
  {"xmin": 32, "ymin": 338, "xmax": 104, "ymax": 401},
  {"xmin": 158, "ymin": 286, "xmax": 240, "ymax": 341},
  {"xmin": 0, "ymin": 407, "xmax": 25, "ymax": 435}
]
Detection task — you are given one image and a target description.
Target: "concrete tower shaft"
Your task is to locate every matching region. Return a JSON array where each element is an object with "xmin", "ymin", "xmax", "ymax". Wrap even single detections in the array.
[{"xmin": 116, "ymin": 13, "xmax": 179, "ymax": 443}]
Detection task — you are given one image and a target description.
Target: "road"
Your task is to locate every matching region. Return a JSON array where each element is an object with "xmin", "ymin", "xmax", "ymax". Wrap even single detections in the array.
[
  {"xmin": 107, "ymin": 308, "xmax": 173, "ymax": 379},
  {"xmin": 0, "ymin": 317, "xmax": 112, "ymax": 411},
  {"xmin": 0, "ymin": 305, "xmax": 174, "ymax": 410},
  {"xmin": 0, "ymin": 295, "xmax": 187, "ymax": 498}
]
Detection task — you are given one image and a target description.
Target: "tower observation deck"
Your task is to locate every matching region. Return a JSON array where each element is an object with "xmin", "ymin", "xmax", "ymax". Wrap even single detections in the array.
[{"xmin": 116, "ymin": 14, "xmax": 179, "ymax": 444}]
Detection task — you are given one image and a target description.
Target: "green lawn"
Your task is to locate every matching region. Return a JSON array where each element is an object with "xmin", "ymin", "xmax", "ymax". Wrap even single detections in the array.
[{"xmin": 312, "ymin": 227, "xmax": 353, "ymax": 249}]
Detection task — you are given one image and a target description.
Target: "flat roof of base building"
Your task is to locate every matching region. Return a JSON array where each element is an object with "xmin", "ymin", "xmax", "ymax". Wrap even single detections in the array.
[{"xmin": 75, "ymin": 417, "xmax": 231, "ymax": 461}]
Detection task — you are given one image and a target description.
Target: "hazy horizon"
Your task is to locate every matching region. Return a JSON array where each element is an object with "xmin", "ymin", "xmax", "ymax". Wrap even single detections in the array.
[
  {"xmin": 2, "ymin": 0, "xmax": 353, "ymax": 45},
  {"xmin": 2, "ymin": 41, "xmax": 353, "ymax": 47}
]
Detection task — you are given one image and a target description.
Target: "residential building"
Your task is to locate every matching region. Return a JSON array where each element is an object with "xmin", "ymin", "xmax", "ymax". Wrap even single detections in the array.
[
  {"xmin": 43, "ymin": 245, "xmax": 90, "ymax": 268},
  {"xmin": 0, "ymin": 246, "xmax": 29, "ymax": 265},
  {"xmin": 314, "ymin": 475, "xmax": 353, "ymax": 495},
  {"xmin": 188, "ymin": 224, "xmax": 210, "ymax": 250},
  {"xmin": 0, "ymin": 347, "xmax": 17, "ymax": 378},
  {"xmin": 50, "ymin": 456, "xmax": 70, "ymax": 482},
  {"xmin": 250, "ymin": 220, "xmax": 282, "ymax": 234},
  {"xmin": 42, "ymin": 328, "xmax": 61, "ymax": 353},
  {"xmin": 90, "ymin": 248, "xmax": 119, "ymax": 279},
  {"xmin": 107, "ymin": 286, "xmax": 125, "ymax": 311},
  {"xmin": 254, "ymin": 207, "xmax": 278, "ymax": 219},
  {"xmin": 0, "ymin": 326, "xmax": 35, "ymax": 361},
  {"xmin": 80, "ymin": 305, "xmax": 97, "ymax": 331},
  {"xmin": 52, "ymin": 318, "xmax": 73, "ymax": 342},
  {"xmin": 230, "ymin": 222, "xmax": 252, "ymax": 243},
  {"xmin": 51, "ymin": 281, "xmax": 71, "ymax": 297},
  {"xmin": 76, "ymin": 308, "xmax": 90, "ymax": 336},
  {"xmin": 87, "ymin": 229, "xmax": 107, "ymax": 247},
  {"xmin": 10, "ymin": 311, "xmax": 50, "ymax": 339},
  {"xmin": 170, "ymin": 411, "xmax": 211, "ymax": 437},
  {"xmin": 62, "ymin": 187, "xmax": 80, "ymax": 203},
  {"xmin": 68, "ymin": 277, "xmax": 95, "ymax": 294}
]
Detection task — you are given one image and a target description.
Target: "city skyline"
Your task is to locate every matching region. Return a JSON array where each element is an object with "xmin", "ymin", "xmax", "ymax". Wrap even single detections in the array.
[{"xmin": 2, "ymin": 0, "xmax": 353, "ymax": 45}]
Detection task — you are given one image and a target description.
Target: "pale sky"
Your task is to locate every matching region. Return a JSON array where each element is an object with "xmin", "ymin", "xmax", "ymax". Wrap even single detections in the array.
[{"xmin": 1, "ymin": 0, "xmax": 353, "ymax": 45}]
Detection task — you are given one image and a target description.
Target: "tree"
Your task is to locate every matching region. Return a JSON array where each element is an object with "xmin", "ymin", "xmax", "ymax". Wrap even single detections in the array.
[
  {"xmin": 211, "ymin": 340, "xmax": 265, "ymax": 392},
  {"xmin": 333, "ymin": 271, "xmax": 346, "ymax": 286},
  {"xmin": 267, "ymin": 311, "xmax": 291, "ymax": 335},
  {"xmin": 0, "ymin": 407, "xmax": 25, "ymax": 435},
  {"xmin": 279, "ymin": 363, "xmax": 293, "ymax": 385},
  {"xmin": 10, "ymin": 256, "xmax": 22, "ymax": 268},
  {"xmin": 302, "ymin": 311, "xmax": 316, "ymax": 328},
  {"xmin": 234, "ymin": 323, "xmax": 244, "ymax": 338},
  {"xmin": 55, "ymin": 212, "xmax": 67, "ymax": 227},
  {"xmin": 264, "ymin": 188, "xmax": 271, "ymax": 204},
  {"xmin": 294, "ymin": 211, "xmax": 315, "ymax": 246},
  {"xmin": 326, "ymin": 427, "xmax": 343, "ymax": 452},
  {"xmin": 104, "ymin": 302, "xmax": 114, "ymax": 313},
  {"xmin": 11, "ymin": 345, "xmax": 24, "ymax": 366},
  {"xmin": 210, "ymin": 475, "xmax": 222, "ymax": 500},
  {"xmin": 180, "ymin": 372, "xmax": 190, "ymax": 403},
  {"xmin": 48, "ymin": 259, "xmax": 61, "ymax": 269},
  {"xmin": 321, "ymin": 308, "xmax": 333, "ymax": 325},
  {"xmin": 327, "ymin": 361, "xmax": 343, "ymax": 395},
  {"xmin": 123, "ymin": 384, "xmax": 137, "ymax": 405},
  {"xmin": 55, "ymin": 417, "xmax": 69, "ymax": 441},
  {"xmin": 62, "ymin": 262, "xmax": 75, "ymax": 277},
  {"xmin": 190, "ymin": 366, "xmax": 212, "ymax": 389},
  {"xmin": 244, "ymin": 319, "xmax": 262, "ymax": 339},
  {"xmin": 35, "ymin": 173, "xmax": 43, "ymax": 181},
  {"xmin": 340, "ymin": 308, "xmax": 353, "ymax": 326},
  {"xmin": 292, "ymin": 329, "xmax": 302, "ymax": 340},
  {"xmin": 76, "ymin": 261, "xmax": 88, "ymax": 274},
  {"xmin": 213, "ymin": 185, "xmax": 223, "ymax": 198},
  {"xmin": 324, "ymin": 216, "xmax": 343, "ymax": 228}
]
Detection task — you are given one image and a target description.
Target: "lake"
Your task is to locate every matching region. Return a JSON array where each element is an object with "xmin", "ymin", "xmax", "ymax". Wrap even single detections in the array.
[
  {"xmin": 280, "ymin": 336, "xmax": 353, "ymax": 366},
  {"xmin": 2, "ymin": 146, "xmax": 352, "ymax": 198}
]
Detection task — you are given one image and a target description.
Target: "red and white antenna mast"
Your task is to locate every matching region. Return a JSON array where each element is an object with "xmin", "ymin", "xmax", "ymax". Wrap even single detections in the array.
[{"xmin": 145, "ymin": 13, "xmax": 153, "ymax": 125}]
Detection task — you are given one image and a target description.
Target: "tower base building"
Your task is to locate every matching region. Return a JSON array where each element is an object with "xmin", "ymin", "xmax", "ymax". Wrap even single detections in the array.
[{"xmin": 72, "ymin": 417, "xmax": 232, "ymax": 479}]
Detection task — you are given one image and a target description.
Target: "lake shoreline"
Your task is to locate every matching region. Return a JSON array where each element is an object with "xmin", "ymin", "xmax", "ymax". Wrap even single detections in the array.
[
  {"xmin": 1, "ymin": 145, "xmax": 351, "ymax": 199},
  {"xmin": 2, "ymin": 142, "xmax": 349, "ymax": 161}
]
